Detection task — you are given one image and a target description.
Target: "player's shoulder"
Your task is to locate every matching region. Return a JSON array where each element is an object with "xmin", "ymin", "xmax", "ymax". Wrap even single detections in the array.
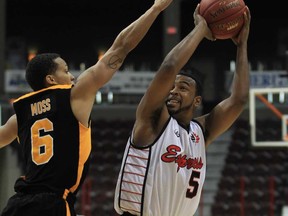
[{"xmin": 193, "ymin": 115, "xmax": 206, "ymax": 129}]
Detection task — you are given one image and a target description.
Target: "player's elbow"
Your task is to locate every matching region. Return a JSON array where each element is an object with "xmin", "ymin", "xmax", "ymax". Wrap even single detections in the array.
[
  {"xmin": 232, "ymin": 93, "xmax": 249, "ymax": 107},
  {"xmin": 159, "ymin": 59, "xmax": 179, "ymax": 75}
]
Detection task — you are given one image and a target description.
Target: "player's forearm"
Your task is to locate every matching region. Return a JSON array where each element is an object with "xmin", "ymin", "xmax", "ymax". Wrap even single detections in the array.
[
  {"xmin": 162, "ymin": 23, "xmax": 206, "ymax": 72},
  {"xmin": 113, "ymin": 5, "xmax": 162, "ymax": 54},
  {"xmin": 231, "ymin": 43, "xmax": 249, "ymax": 103}
]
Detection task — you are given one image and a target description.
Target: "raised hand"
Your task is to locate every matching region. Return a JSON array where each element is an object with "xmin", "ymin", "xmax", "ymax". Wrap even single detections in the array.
[
  {"xmin": 193, "ymin": 4, "xmax": 216, "ymax": 41},
  {"xmin": 232, "ymin": 6, "xmax": 251, "ymax": 45}
]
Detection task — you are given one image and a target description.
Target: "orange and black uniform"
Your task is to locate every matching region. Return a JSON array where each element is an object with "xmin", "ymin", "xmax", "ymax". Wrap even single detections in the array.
[{"xmin": 1, "ymin": 85, "xmax": 91, "ymax": 216}]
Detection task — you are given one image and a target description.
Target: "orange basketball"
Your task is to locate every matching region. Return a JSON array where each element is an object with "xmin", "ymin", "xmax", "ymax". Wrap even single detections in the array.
[{"xmin": 199, "ymin": 0, "xmax": 246, "ymax": 39}]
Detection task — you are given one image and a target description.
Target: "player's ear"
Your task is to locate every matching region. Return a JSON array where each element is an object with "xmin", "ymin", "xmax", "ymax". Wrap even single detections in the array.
[
  {"xmin": 46, "ymin": 75, "xmax": 56, "ymax": 85},
  {"xmin": 194, "ymin": 96, "xmax": 202, "ymax": 107}
]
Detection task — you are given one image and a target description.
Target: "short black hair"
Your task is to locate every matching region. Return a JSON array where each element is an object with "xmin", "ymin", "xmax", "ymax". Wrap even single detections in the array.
[
  {"xmin": 26, "ymin": 53, "xmax": 60, "ymax": 91},
  {"xmin": 178, "ymin": 67, "xmax": 204, "ymax": 96}
]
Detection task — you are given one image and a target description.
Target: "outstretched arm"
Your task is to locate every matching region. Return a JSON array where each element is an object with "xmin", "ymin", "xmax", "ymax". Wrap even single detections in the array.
[
  {"xmin": 133, "ymin": 5, "xmax": 214, "ymax": 147},
  {"xmin": 200, "ymin": 7, "xmax": 251, "ymax": 146},
  {"xmin": 71, "ymin": 0, "xmax": 173, "ymax": 126}
]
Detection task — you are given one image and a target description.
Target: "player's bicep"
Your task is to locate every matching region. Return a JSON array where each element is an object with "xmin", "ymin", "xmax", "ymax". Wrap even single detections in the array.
[{"xmin": 204, "ymin": 98, "xmax": 245, "ymax": 145}]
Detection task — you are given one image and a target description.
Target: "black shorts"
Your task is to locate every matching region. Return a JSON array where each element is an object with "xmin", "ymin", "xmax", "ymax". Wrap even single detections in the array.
[{"xmin": 1, "ymin": 192, "xmax": 76, "ymax": 216}]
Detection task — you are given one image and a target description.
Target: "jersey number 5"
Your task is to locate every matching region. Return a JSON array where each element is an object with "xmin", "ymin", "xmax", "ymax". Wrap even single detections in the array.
[
  {"xmin": 186, "ymin": 170, "xmax": 200, "ymax": 198},
  {"xmin": 31, "ymin": 118, "xmax": 54, "ymax": 165}
]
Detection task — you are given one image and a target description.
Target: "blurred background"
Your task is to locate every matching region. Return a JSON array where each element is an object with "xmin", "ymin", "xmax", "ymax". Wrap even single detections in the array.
[
  {"xmin": 3, "ymin": 0, "xmax": 288, "ymax": 72},
  {"xmin": 0, "ymin": 0, "xmax": 288, "ymax": 215}
]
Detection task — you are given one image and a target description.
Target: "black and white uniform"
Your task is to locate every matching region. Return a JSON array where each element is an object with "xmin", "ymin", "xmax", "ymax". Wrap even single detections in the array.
[{"xmin": 114, "ymin": 117, "xmax": 206, "ymax": 216}]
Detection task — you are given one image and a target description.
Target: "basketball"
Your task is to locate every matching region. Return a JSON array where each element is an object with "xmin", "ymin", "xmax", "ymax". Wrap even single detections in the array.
[{"xmin": 199, "ymin": 0, "xmax": 246, "ymax": 39}]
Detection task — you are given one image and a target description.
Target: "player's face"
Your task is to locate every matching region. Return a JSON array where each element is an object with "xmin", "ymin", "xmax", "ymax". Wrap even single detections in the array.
[
  {"xmin": 52, "ymin": 57, "xmax": 75, "ymax": 85},
  {"xmin": 166, "ymin": 75, "xmax": 198, "ymax": 116}
]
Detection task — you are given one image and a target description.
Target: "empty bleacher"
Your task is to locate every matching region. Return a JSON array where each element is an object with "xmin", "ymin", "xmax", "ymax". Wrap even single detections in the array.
[{"xmin": 211, "ymin": 119, "xmax": 288, "ymax": 216}]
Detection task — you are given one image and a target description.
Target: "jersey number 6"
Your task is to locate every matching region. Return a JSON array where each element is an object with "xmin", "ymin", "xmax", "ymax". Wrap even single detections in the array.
[{"xmin": 31, "ymin": 118, "xmax": 54, "ymax": 165}]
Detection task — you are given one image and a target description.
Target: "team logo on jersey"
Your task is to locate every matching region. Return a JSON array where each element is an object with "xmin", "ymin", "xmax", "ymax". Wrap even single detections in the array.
[
  {"xmin": 191, "ymin": 132, "xmax": 200, "ymax": 144},
  {"xmin": 174, "ymin": 129, "xmax": 180, "ymax": 137},
  {"xmin": 161, "ymin": 144, "xmax": 203, "ymax": 172}
]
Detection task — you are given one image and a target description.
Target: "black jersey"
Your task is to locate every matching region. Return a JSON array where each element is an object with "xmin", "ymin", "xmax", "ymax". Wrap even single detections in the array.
[{"xmin": 12, "ymin": 84, "xmax": 91, "ymax": 199}]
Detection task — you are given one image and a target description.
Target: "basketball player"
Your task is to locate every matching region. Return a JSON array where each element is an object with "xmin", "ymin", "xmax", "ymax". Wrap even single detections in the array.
[
  {"xmin": 0, "ymin": 0, "xmax": 173, "ymax": 215},
  {"xmin": 114, "ymin": 5, "xmax": 251, "ymax": 216}
]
